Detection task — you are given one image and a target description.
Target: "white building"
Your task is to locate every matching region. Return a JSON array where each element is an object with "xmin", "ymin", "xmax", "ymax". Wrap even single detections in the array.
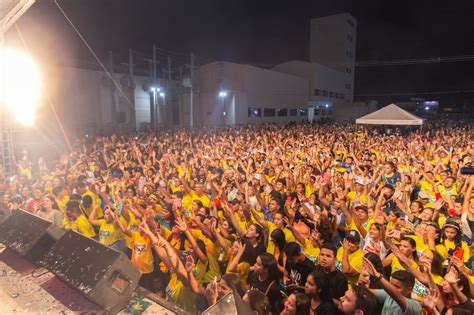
[
  {"xmin": 310, "ymin": 13, "xmax": 356, "ymax": 103},
  {"xmin": 185, "ymin": 61, "xmax": 309, "ymax": 127},
  {"xmin": 272, "ymin": 61, "xmax": 348, "ymax": 122}
]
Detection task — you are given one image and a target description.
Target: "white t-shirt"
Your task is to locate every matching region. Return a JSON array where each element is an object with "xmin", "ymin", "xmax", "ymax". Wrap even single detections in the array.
[{"xmin": 362, "ymin": 234, "xmax": 388, "ymax": 260}]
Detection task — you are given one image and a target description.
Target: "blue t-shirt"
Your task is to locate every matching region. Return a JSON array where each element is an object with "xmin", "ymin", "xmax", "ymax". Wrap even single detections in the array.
[{"xmin": 374, "ymin": 289, "xmax": 422, "ymax": 315}]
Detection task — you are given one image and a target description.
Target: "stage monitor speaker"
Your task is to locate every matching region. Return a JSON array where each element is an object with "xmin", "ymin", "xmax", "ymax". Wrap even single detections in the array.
[
  {"xmin": 39, "ymin": 230, "xmax": 141, "ymax": 314},
  {"xmin": 202, "ymin": 291, "xmax": 253, "ymax": 315},
  {"xmin": 0, "ymin": 209, "xmax": 65, "ymax": 263}
]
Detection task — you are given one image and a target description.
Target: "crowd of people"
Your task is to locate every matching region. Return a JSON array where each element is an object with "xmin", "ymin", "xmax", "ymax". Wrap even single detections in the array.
[{"xmin": 0, "ymin": 122, "xmax": 473, "ymax": 315}]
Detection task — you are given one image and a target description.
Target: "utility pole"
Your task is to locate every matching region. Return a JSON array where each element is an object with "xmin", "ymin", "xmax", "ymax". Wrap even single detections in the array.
[
  {"xmin": 167, "ymin": 56, "xmax": 172, "ymax": 128},
  {"xmin": 109, "ymin": 51, "xmax": 117, "ymax": 126},
  {"xmin": 190, "ymin": 52, "xmax": 194, "ymax": 129},
  {"xmin": 148, "ymin": 60, "xmax": 155, "ymax": 130},
  {"xmin": 178, "ymin": 66, "xmax": 183, "ymax": 127},
  {"xmin": 152, "ymin": 45, "xmax": 158, "ymax": 129},
  {"xmin": 128, "ymin": 48, "xmax": 136, "ymax": 131}
]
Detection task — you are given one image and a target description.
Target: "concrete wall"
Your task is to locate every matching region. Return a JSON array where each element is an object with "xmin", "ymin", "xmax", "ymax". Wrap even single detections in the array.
[{"xmin": 195, "ymin": 62, "xmax": 308, "ymax": 126}]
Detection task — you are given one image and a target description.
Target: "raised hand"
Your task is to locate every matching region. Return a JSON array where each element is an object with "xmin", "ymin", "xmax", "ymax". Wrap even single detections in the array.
[
  {"xmin": 444, "ymin": 267, "xmax": 459, "ymax": 285},
  {"xmin": 421, "ymin": 287, "xmax": 439, "ymax": 310},
  {"xmin": 362, "ymin": 257, "xmax": 378, "ymax": 277},
  {"xmin": 185, "ymin": 255, "xmax": 195, "ymax": 273},
  {"xmin": 175, "ymin": 217, "xmax": 188, "ymax": 232}
]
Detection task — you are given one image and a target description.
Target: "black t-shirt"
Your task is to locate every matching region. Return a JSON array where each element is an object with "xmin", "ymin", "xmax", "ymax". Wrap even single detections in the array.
[
  {"xmin": 285, "ymin": 256, "xmax": 315, "ymax": 287},
  {"xmin": 313, "ymin": 301, "xmax": 342, "ymax": 315},
  {"xmin": 253, "ymin": 242, "xmax": 266, "ymax": 258},
  {"xmin": 314, "ymin": 265, "xmax": 348, "ymax": 301},
  {"xmin": 248, "ymin": 271, "xmax": 283, "ymax": 314}
]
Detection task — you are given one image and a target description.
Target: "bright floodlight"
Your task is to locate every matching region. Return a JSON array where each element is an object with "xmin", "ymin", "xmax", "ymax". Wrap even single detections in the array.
[
  {"xmin": 219, "ymin": 91, "xmax": 227, "ymax": 98},
  {"xmin": 425, "ymin": 106, "xmax": 429, "ymax": 110},
  {"xmin": 159, "ymin": 92, "xmax": 165, "ymax": 98},
  {"xmin": 150, "ymin": 87, "xmax": 156, "ymax": 92},
  {"xmin": 0, "ymin": 47, "xmax": 41, "ymax": 125},
  {"xmin": 325, "ymin": 104, "xmax": 329, "ymax": 108}
]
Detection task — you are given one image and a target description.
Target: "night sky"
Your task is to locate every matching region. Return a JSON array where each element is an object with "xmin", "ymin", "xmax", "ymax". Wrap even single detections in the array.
[{"xmin": 6, "ymin": 0, "xmax": 474, "ymax": 105}]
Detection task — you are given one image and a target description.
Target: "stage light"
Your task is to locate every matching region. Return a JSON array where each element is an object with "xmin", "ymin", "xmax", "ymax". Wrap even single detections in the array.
[
  {"xmin": 0, "ymin": 47, "xmax": 41, "ymax": 126},
  {"xmin": 219, "ymin": 91, "xmax": 227, "ymax": 98}
]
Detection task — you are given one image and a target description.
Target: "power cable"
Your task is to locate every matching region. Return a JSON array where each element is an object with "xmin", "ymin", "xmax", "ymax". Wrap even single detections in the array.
[{"xmin": 54, "ymin": 0, "xmax": 135, "ymax": 111}]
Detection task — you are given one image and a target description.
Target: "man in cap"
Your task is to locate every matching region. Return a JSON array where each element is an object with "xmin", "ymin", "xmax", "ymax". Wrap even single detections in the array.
[{"xmin": 337, "ymin": 230, "xmax": 365, "ymax": 287}]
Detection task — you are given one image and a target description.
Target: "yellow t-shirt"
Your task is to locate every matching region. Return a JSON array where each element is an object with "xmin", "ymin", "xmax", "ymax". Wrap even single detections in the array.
[
  {"xmin": 336, "ymin": 247, "xmax": 364, "ymax": 287},
  {"xmin": 347, "ymin": 191, "xmax": 368, "ymax": 206},
  {"xmin": 72, "ymin": 215, "xmax": 96, "ymax": 238},
  {"xmin": 266, "ymin": 222, "xmax": 296, "ymax": 255},
  {"xmin": 166, "ymin": 273, "xmax": 196, "ymax": 314},
  {"xmin": 182, "ymin": 190, "xmax": 211, "ymax": 210},
  {"xmin": 443, "ymin": 240, "xmax": 470, "ymax": 262},
  {"xmin": 347, "ymin": 218, "xmax": 374, "ymax": 236},
  {"xmin": 437, "ymin": 185, "xmax": 458, "ymax": 197},
  {"xmin": 391, "ymin": 256, "xmax": 419, "ymax": 272},
  {"xmin": 82, "ymin": 191, "xmax": 103, "ymax": 217},
  {"xmin": 125, "ymin": 212, "xmax": 140, "ymax": 249},
  {"xmin": 226, "ymin": 261, "xmax": 250, "ymax": 287},
  {"xmin": 303, "ymin": 239, "xmax": 320, "ymax": 265},
  {"xmin": 98, "ymin": 219, "xmax": 121, "ymax": 246},
  {"xmin": 55, "ymin": 195, "xmax": 70, "ymax": 213},
  {"xmin": 191, "ymin": 230, "xmax": 221, "ymax": 284},
  {"xmin": 131, "ymin": 232, "xmax": 154, "ymax": 274},
  {"xmin": 234, "ymin": 213, "xmax": 251, "ymax": 234}
]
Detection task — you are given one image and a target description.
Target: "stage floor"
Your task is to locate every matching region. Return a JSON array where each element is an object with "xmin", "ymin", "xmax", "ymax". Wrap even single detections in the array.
[
  {"xmin": 0, "ymin": 245, "xmax": 101, "ymax": 314},
  {"xmin": 0, "ymin": 245, "xmax": 186, "ymax": 314}
]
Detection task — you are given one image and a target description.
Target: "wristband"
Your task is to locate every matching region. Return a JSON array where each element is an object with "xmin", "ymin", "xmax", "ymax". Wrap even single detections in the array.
[{"xmin": 376, "ymin": 273, "xmax": 383, "ymax": 281}]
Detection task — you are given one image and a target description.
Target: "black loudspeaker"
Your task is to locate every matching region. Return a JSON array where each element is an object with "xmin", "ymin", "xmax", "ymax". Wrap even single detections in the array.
[
  {"xmin": 202, "ymin": 291, "xmax": 253, "ymax": 315},
  {"xmin": 39, "ymin": 230, "xmax": 141, "ymax": 314},
  {"xmin": 0, "ymin": 210, "xmax": 64, "ymax": 263}
]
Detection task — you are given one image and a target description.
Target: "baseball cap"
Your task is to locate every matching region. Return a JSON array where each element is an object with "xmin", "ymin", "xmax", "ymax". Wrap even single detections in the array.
[
  {"xmin": 355, "ymin": 205, "xmax": 368, "ymax": 213},
  {"xmin": 346, "ymin": 230, "xmax": 361, "ymax": 244},
  {"xmin": 354, "ymin": 176, "xmax": 367, "ymax": 185}
]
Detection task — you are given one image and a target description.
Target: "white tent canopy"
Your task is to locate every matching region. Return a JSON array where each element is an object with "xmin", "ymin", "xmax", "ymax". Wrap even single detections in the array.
[{"xmin": 356, "ymin": 103, "xmax": 423, "ymax": 125}]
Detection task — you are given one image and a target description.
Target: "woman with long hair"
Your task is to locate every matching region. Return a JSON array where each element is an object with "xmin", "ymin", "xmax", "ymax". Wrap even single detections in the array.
[
  {"xmin": 247, "ymin": 253, "xmax": 284, "ymax": 314},
  {"xmin": 440, "ymin": 221, "xmax": 470, "ymax": 262},
  {"xmin": 243, "ymin": 289, "xmax": 271, "ymax": 315},
  {"xmin": 36, "ymin": 195, "xmax": 64, "ymax": 227},
  {"xmin": 270, "ymin": 228, "xmax": 287, "ymax": 275},
  {"xmin": 280, "ymin": 292, "xmax": 310, "ymax": 315},
  {"xmin": 304, "ymin": 269, "xmax": 338, "ymax": 315},
  {"xmin": 382, "ymin": 237, "xmax": 418, "ymax": 272}
]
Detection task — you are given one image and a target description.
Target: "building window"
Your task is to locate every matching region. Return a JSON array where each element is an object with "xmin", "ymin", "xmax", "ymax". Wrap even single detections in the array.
[
  {"xmin": 329, "ymin": 91, "xmax": 334, "ymax": 98},
  {"xmin": 299, "ymin": 109, "xmax": 307, "ymax": 116},
  {"xmin": 277, "ymin": 108, "xmax": 288, "ymax": 117},
  {"xmin": 345, "ymin": 83, "xmax": 351, "ymax": 89},
  {"xmin": 263, "ymin": 108, "xmax": 275, "ymax": 117},
  {"xmin": 314, "ymin": 89, "xmax": 322, "ymax": 96},
  {"xmin": 289, "ymin": 109, "xmax": 297, "ymax": 116},
  {"xmin": 248, "ymin": 107, "xmax": 261, "ymax": 117},
  {"xmin": 322, "ymin": 90, "xmax": 328, "ymax": 97},
  {"xmin": 347, "ymin": 19, "xmax": 355, "ymax": 27}
]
